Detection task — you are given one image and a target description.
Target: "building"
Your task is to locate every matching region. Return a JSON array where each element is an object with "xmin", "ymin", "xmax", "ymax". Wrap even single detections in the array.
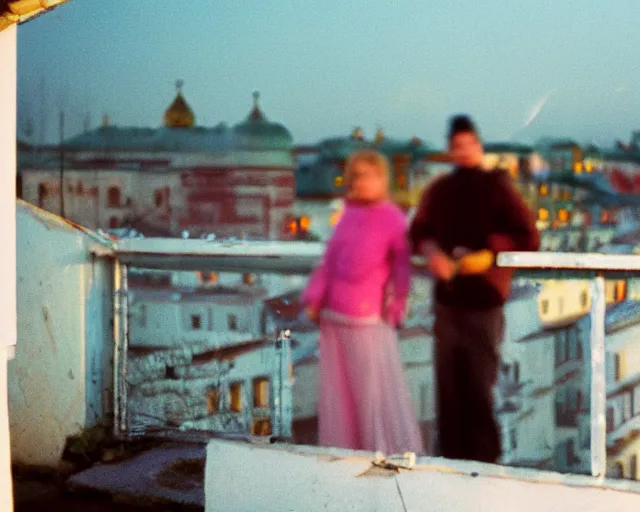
[
  {"xmin": 19, "ymin": 87, "xmax": 295, "ymax": 240},
  {"xmin": 126, "ymin": 280, "xmax": 294, "ymax": 438}
]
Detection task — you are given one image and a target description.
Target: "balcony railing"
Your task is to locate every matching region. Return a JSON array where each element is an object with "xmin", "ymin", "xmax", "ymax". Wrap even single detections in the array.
[{"xmin": 95, "ymin": 240, "xmax": 640, "ymax": 482}]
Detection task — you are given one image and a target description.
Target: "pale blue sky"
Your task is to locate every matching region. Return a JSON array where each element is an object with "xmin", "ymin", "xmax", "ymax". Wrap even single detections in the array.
[{"xmin": 17, "ymin": 0, "xmax": 640, "ymax": 147}]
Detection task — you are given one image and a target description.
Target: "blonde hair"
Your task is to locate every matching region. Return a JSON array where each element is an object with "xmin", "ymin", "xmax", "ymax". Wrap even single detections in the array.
[{"xmin": 343, "ymin": 149, "xmax": 391, "ymax": 196}]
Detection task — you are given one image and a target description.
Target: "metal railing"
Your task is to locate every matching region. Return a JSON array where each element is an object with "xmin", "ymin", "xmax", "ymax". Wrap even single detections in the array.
[{"xmin": 96, "ymin": 240, "xmax": 640, "ymax": 481}]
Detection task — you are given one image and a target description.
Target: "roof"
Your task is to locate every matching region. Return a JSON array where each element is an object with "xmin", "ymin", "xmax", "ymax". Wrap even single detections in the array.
[
  {"xmin": 605, "ymin": 301, "xmax": 640, "ymax": 335},
  {"xmin": 0, "ymin": 0, "xmax": 69, "ymax": 31},
  {"xmin": 17, "ymin": 199, "xmax": 113, "ymax": 248},
  {"xmin": 484, "ymin": 143, "xmax": 533, "ymax": 154}
]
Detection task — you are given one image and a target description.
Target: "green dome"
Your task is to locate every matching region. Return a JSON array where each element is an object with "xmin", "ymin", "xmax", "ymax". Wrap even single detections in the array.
[{"xmin": 233, "ymin": 91, "xmax": 293, "ymax": 150}]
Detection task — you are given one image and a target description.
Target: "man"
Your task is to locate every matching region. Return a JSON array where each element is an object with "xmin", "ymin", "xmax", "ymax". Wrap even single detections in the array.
[{"xmin": 409, "ymin": 115, "xmax": 540, "ymax": 463}]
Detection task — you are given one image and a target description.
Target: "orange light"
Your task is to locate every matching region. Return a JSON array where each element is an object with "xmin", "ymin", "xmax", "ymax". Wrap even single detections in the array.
[
  {"xmin": 329, "ymin": 211, "xmax": 342, "ymax": 227},
  {"xmin": 288, "ymin": 221, "xmax": 298, "ymax": 234},
  {"xmin": 574, "ymin": 162, "xmax": 583, "ymax": 174},
  {"xmin": 558, "ymin": 209, "xmax": 569, "ymax": 222},
  {"xmin": 299, "ymin": 216, "xmax": 310, "ymax": 231},
  {"xmin": 538, "ymin": 208, "xmax": 549, "ymax": 221},
  {"xmin": 539, "ymin": 184, "xmax": 549, "ymax": 196},
  {"xmin": 334, "ymin": 176, "xmax": 344, "ymax": 187}
]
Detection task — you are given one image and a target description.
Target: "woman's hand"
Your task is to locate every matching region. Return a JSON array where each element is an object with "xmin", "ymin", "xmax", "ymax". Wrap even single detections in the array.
[{"xmin": 305, "ymin": 306, "xmax": 320, "ymax": 324}]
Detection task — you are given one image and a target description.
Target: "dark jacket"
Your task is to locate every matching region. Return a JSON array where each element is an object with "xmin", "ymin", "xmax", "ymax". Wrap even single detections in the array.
[{"xmin": 409, "ymin": 166, "xmax": 540, "ymax": 309}]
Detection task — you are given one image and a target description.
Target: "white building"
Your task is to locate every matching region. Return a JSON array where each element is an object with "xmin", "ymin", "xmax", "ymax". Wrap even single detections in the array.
[
  {"xmin": 19, "ymin": 88, "xmax": 295, "ymax": 240},
  {"xmin": 126, "ymin": 281, "xmax": 293, "ymax": 438}
]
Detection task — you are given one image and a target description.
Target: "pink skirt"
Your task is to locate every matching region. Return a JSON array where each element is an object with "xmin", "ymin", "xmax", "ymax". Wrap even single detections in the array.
[{"xmin": 317, "ymin": 311, "xmax": 425, "ymax": 455}]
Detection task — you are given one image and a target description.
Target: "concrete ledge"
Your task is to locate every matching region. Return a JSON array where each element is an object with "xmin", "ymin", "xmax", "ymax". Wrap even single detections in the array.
[{"xmin": 205, "ymin": 440, "xmax": 640, "ymax": 512}]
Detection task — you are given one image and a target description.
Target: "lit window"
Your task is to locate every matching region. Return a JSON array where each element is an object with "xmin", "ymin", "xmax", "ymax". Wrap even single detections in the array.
[
  {"xmin": 538, "ymin": 208, "xmax": 549, "ymax": 221},
  {"xmin": 334, "ymin": 176, "xmax": 344, "ymax": 187},
  {"xmin": 243, "ymin": 273, "xmax": 255, "ymax": 286},
  {"xmin": 558, "ymin": 209, "xmax": 570, "ymax": 222},
  {"xmin": 574, "ymin": 162, "xmax": 583, "ymax": 174},
  {"xmin": 191, "ymin": 314, "xmax": 202, "ymax": 330},
  {"xmin": 253, "ymin": 377, "xmax": 270, "ymax": 408},
  {"xmin": 299, "ymin": 216, "xmax": 310, "ymax": 231},
  {"xmin": 230, "ymin": 382, "xmax": 243, "ymax": 412},
  {"xmin": 616, "ymin": 281, "xmax": 627, "ymax": 303},
  {"xmin": 252, "ymin": 418, "xmax": 272, "ymax": 436},
  {"xmin": 207, "ymin": 388, "xmax": 219, "ymax": 414},
  {"xmin": 585, "ymin": 162, "xmax": 593, "ymax": 173},
  {"xmin": 539, "ymin": 183, "xmax": 549, "ymax": 196}
]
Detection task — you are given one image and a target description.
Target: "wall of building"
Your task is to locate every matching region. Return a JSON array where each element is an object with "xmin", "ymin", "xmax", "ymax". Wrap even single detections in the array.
[
  {"xmin": 9, "ymin": 201, "xmax": 113, "ymax": 467},
  {"xmin": 0, "ymin": 21, "xmax": 16, "ymax": 510}
]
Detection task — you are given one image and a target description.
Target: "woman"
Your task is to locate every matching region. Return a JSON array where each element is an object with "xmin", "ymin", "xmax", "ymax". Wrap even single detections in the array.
[{"xmin": 303, "ymin": 149, "xmax": 424, "ymax": 455}]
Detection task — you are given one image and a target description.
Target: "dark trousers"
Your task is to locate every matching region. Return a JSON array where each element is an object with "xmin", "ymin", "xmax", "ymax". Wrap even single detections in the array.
[{"xmin": 434, "ymin": 303, "xmax": 504, "ymax": 463}]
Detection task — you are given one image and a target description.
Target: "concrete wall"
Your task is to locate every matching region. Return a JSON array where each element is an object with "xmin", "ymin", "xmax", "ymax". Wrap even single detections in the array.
[
  {"xmin": 0, "ymin": 22, "xmax": 17, "ymax": 511},
  {"xmin": 9, "ymin": 202, "xmax": 113, "ymax": 467},
  {"xmin": 205, "ymin": 440, "xmax": 640, "ymax": 512}
]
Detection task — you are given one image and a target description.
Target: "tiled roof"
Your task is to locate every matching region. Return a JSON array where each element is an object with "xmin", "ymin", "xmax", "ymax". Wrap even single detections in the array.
[{"xmin": 605, "ymin": 300, "xmax": 640, "ymax": 334}]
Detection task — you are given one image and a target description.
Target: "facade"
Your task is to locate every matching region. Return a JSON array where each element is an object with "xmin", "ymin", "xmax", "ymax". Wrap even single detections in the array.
[{"xmin": 19, "ymin": 88, "xmax": 296, "ymax": 240}]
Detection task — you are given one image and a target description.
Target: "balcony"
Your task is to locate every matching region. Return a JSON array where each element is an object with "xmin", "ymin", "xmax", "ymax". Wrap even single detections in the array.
[{"xmin": 14, "ymin": 207, "xmax": 640, "ymax": 509}]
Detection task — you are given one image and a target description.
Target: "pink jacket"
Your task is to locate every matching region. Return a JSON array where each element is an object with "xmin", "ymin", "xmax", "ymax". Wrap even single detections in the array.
[{"xmin": 302, "ymin": 199, "xmax": 411, "ymax": 327}]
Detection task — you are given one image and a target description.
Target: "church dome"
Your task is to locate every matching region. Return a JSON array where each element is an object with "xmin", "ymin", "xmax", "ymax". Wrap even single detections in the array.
[
  {"xmin": 233, "ymin": 91, "xmax": 292, "ymax": 150},
  {"xmin": 163, "ymin": 80, "xmax": 195, "ymax": 128}
]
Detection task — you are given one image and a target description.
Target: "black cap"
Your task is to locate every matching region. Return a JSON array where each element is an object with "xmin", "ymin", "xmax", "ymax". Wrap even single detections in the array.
[{"xmin": 448, "ymin": 114, "xmax": 479, "ymax": 142}]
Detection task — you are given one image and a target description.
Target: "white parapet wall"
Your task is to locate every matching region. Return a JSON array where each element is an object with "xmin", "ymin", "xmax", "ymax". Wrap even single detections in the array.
[{"xmin": 205, "ymin": 439, "xmax": 640, "ymax": 512}]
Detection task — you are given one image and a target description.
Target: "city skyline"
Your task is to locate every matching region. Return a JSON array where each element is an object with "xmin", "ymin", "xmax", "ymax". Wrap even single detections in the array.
[{"xmin": 16, "ymin": 0, "xmax": 640, "ymax": 147}]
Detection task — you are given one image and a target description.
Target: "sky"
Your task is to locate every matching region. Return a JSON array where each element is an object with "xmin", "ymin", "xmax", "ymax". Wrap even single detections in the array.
[{"xmin": 16, "ymin": 0, "xmax": 640, "ymax": 147}]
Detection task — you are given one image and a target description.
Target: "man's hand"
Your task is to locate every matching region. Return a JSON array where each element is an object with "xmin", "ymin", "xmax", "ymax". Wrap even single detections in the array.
[
  {"xmin": 457, "ymin": 249, "xmax": 494, "ymax": 275},
  {"xmin": 427, "ymin": 250, "xmax": 457, "ymax": 281}
]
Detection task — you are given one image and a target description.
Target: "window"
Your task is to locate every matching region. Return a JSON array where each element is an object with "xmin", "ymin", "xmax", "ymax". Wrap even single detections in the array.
[
  {"xmin": 154, "ymin": 189, "xmax": 163, "ymax": 207},
  {"xmin": 611, "ymin": 462, "xmax": 624, "ymax": 479},
  {"xmin": 191, "ymin": 314, "xmax": 202, "ymax": 330},
  {"xmin": 228, "ymin": 314, "xmax": 238, "ymax": 331},
  {"xmin": 253, "ymin": 377, "xmax": 270, "ymax": 408},
  {"xmin": 77, "ymin": 181, "xmax": 84, "ymax": 193},
  {"xmin": 538, "ymin": 208, "xmax": 549, "ymax": 222},
  {"xmin": 230, "ymin": 382, "xmax": 243, "ymax": 412},
  {"xmin": 139, "ymin": 305, "xmax": 147, "ymax": 328},
  {"xmin": 558, "ymin": 297, "xmax": 565, "ymax": 315},
  {"xmin": 614, "ymin": 353, "xmax": 623, "ymax": 381},
  {"xmin": 107, "ymin": 186, "xmax": 121, "ymax": 207},
  {"xmin": 616, "ymin": 280, "xmax": 627, "ymax": 303},
  {"xmin": 510, "ymin": 428, "xmax": 517, "ymax": 451},
  {"xmin": 541, "ymin": 299, "xmax": 549, "ymax": 315},
  {"xmin": 558, "ymin": 209, "xmax": 569, "ymax": 222},
  {"xmin": 539, "ymin": 183, "xmax": 549, "ymax": 196},
  {"xmin": 334, "ymin": 175, "xmax": 344, "ymax": 187},
  {"xmin": 607, "ymin": 407, "xmax": 616, "ymax": 433},
  {"xmin": 243, "ymin": 273, "xmax": 256, "ymax": 286},
  {"xmin": 580, "ymin": 290, "xmax": 589, "ymax": 308},
  {"xmin": 207, "ymin": 388, "xmax": 219, "ymax": 414},
  {"xmin": 109, "ymin": 216, "xmax": 119, "ymax": 229},
  {"xmin": 252, "ymin": 418, "xmax": 272, "ymax": 436},
  {"xmin": 630, "ymin": 455, "xmax": 638, "ymax": 481},
  {"xmin": 513, "ymin": 362, "xmax": 520, "ymax": 384},
  {"xmin": 37, "ymin": 183, "xmax": 47, "ymax": 206}
]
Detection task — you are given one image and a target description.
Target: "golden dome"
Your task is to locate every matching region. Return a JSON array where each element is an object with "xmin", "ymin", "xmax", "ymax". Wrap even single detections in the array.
[{"xmin": 163, "ymin": 80, "xmax": 195, "ymax": 128}]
